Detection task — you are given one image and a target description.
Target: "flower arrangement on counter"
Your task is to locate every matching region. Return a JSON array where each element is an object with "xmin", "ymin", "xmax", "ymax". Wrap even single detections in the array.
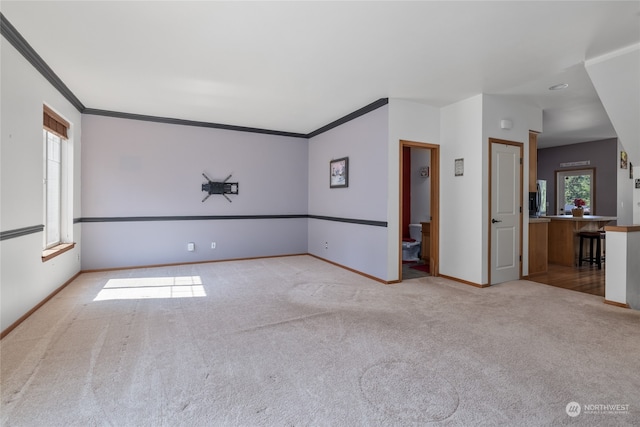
[{"xmin": 573, "ymin": 198, "xmax": 586, "ymax": 208}]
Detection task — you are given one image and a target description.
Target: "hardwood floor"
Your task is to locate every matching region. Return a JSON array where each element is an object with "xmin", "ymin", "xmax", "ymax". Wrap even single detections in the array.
[{"xmin": 528, "ymin": 263, "xmax": 605, "ymax": 296}]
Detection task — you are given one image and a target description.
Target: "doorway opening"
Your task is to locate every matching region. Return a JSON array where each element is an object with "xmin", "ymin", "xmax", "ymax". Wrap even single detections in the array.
[{"xmin": 399, "ymin": 140, "xmax": 440, "ymax": 281}]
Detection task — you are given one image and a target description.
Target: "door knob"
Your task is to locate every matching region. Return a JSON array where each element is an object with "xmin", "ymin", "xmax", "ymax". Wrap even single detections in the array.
[{"xmin": 491, "ymin": 218, "xmax": 502, "ymax": 224}]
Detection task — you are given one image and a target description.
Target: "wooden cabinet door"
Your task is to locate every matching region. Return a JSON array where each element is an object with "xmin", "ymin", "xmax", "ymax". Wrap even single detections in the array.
[
  {"xmin": 421, "ymin": 222, "xmax": 430, "ymax": 262},
  {"xmin": 529, "ymin": 222, "xmax": 548, "ymax": 274}
]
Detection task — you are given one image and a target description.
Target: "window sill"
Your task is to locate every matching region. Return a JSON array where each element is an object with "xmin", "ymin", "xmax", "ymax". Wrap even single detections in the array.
[{"xmin": 42, "ymin": 242, "xmax": 76, "ymax": 262}]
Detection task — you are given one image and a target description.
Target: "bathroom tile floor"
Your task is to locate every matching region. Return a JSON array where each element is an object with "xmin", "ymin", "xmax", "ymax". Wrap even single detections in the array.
[{"xmin": 402, "ymin": 260, "xmax": 430, "ymax": 280}]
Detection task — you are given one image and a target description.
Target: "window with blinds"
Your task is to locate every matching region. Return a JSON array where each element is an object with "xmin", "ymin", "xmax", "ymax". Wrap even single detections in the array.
[
  {"xmin": 43, "ymin": 105, "xmax": 69, "ymax": 139},
  {"xmin": 43, "ymin": 105, "xmax": 70, "ymax": 249}
]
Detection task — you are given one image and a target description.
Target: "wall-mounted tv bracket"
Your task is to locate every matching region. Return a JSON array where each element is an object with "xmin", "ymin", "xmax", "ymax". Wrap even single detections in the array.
[{"xmin": 201, "ymin": 173, "xmax": 238, "ymax": 203}]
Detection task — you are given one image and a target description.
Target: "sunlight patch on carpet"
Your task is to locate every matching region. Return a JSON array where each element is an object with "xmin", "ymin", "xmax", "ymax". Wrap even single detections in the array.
[{"xmin": 94, "ymin": 276, "xmax": 206, "ymax": 301}]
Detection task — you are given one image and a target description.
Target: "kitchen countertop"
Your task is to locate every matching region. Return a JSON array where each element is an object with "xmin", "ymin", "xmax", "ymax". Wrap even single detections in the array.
[
  {"xmin": 543, "ymin": 215, "xmax": 616, "ymax": 222},
  {"xmin": 529, "ymin": 217, "xmax": 550, "ymax": 223}
]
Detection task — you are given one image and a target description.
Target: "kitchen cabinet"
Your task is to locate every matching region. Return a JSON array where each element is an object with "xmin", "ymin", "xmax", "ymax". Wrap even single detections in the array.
[
  {"xmin": 529, "ymin": 218, "xmax": 549, "ymax": 275},
  {"xmin": 421, "ymin": 222, "xmax": 430, "ymax": 264},
  {"xmin": 546, "ymin": 216, "xmax": 616, "ymax": 266}
]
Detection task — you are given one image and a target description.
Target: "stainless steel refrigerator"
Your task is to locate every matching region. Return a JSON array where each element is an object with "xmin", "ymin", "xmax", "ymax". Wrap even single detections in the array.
[{"xmin": 537, "ymin": 180, "xmax": 547, "ymax": 216}]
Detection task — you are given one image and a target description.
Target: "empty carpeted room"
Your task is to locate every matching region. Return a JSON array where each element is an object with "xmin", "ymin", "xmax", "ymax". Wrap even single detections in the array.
[{"xmin": 1, "ymin": 2, "xmax": 639, "ymax": 426}]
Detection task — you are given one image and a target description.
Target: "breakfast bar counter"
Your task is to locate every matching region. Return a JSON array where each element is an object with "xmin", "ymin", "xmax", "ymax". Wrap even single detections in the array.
[{"xmin": 545, "ymin": 215, "xmax": 616, "ymax": 266}]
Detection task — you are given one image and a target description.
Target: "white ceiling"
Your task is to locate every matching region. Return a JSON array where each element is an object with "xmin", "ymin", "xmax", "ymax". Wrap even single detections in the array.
[{"xmin": 2, "ymin": 1, "xmax": 639, "ymax": 147}]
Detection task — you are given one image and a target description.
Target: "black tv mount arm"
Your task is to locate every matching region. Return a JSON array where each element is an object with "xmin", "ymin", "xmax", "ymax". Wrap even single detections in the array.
[{"xmin": 201, "ymin": 173, "xmax": 239, "ymax": 203}]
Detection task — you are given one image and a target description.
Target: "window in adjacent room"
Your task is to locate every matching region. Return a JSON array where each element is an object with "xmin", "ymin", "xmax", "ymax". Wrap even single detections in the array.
[
  {"xmin": 556, "ymin": 168, "xmax": 595, "ymax": 215},
  {"xmin": 42, "ymin": 105, "xmax": 74, "ymax": 260}
]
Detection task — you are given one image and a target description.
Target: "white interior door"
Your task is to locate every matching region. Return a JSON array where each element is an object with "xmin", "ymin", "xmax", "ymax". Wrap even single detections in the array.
[{"xmin": 491, "ymin": 142, "xmax": 521, "ymax": 284}]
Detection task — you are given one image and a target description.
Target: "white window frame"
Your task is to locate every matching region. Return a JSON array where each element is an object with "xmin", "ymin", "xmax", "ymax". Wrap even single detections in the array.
[
  {"xmin": 44, "ymin": 129, "xmax": 61, "ymax": 248},
  {"xmin": 43, "ymin": 128, "xmax": 73, "ymax": 250},
  {"xmin": 556, "ymin": 168, "xmax": 595, "ymax": 215}
]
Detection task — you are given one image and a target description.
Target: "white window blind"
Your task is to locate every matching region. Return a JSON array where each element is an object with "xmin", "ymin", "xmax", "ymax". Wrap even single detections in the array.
[
  {"xmin": 45, "ymin": 130, "xmax": 62, "ymax": 247},
  {"xmin": 43, "ymin": 105, "xmax": 69, "ymax": 139}
]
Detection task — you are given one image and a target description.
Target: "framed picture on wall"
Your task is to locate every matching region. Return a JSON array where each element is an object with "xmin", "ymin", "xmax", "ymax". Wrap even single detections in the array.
[
  {"xmin": 620, "ymin": 150, "xmax": 628, "ymax": 169},
  {"xmin": 455, "ymin": 158, "xmax": 464, "ymax": 176},
  {"xmin": 330, "ymin": 157, "xmax": 349, "ymax": 188}
]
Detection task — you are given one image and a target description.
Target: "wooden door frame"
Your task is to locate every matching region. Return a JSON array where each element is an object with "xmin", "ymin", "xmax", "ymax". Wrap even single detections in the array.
[
  {"xmin": 399, "ymin": 140, "xmax": 440, "ymax": 280},
  {"xmin": 488, "ymin": 138, "xmax": 524, "ymax": 285}
]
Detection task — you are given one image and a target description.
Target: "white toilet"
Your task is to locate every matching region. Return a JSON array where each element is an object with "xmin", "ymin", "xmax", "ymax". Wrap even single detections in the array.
[{"xmin": 402, "ymin": 224, "xmax": 422, "ymax": 261}]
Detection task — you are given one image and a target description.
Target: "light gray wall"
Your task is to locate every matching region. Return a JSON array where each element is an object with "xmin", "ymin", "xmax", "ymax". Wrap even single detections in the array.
[
  {"xmin": 439, "ymin": 94, "xmax": 543, "ymax": 284},
  {"xmin": 81, "ymin": 115, "xmax": 308, "ymax": 270},
  {"xmin": 440, "ymin": 95, "xmax": 484, "ymax": 283},
  {"xmin": 617, "ymin": 141, "xmax": 634, "ymax": 225},
  {"xmin": 410, "ymin": 147, "xmax": 431, "ymax": 224},
  {"xmin": 387, "ymin": 99, "xmax": 441, "ymax": 280},
  {"xmin": 482, "ymin": 94, "xmax": 543, "ymax": 280},
  {"xmin": 635, "ymin": 164, "xmax": 640, "ymax": 225},
  {"xmin": 308, "ymin": 105, "xmax": 389, "ymax": 279},
  {"xmin": 1, "ymin": 39, "xmax": 83, "ymax": 332},
  {"xmin": 537, "ymin": 138, "xmax": 617, "ymax": 218}
]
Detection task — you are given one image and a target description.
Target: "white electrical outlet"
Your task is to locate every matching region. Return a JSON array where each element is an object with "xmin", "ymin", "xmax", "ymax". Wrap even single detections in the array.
[
  {"xmin": 187, "ymin": 242, "xmax": 195, "ymax": 251},
  {"xmin": 325, "ymin": 241, "xmax": 328, "ymax": 249},
  {"xmin": 211, "ymin": 242, "xmax": 216, "ymax": 249}
]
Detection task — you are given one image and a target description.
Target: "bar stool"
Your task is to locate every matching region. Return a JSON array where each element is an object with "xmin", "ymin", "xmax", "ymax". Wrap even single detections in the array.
[{"xmin": 578, "ymin": 231, "xmax": 603, "ymax": 269}]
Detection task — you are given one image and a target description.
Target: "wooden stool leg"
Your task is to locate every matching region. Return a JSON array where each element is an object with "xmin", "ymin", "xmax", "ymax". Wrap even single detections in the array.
[
  {"xmin": 579, "ymin": 235, "xmax": 584, "ymax": 266},
  {"xmin": 596, "ymin": 235, "xmax": 602, "ymax": 269}
]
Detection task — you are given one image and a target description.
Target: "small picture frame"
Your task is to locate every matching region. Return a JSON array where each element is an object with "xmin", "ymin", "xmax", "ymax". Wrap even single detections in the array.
[
  {"xmin": 455, "ymin": 158, "xmax": 464, "ymax": 176},
  {"xmin": 420, "ymin": 166, "xmax": 430, "ymax": 178},
  {"xmin": 330, "ymin": 157, "xmax": 349, "ymax": 188},
  {"xmin": 635, "ymin": 179, "xmax": 640, "ymax": 189},
  {"xmin": 620, "ymin": 150, "xmax": 628, "ymax": 169}
]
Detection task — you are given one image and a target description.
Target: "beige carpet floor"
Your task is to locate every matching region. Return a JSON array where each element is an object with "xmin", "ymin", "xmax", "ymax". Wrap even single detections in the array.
[{"xmin": 1, "ymin": 255, "xmax": 639, "ymax": 426}]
